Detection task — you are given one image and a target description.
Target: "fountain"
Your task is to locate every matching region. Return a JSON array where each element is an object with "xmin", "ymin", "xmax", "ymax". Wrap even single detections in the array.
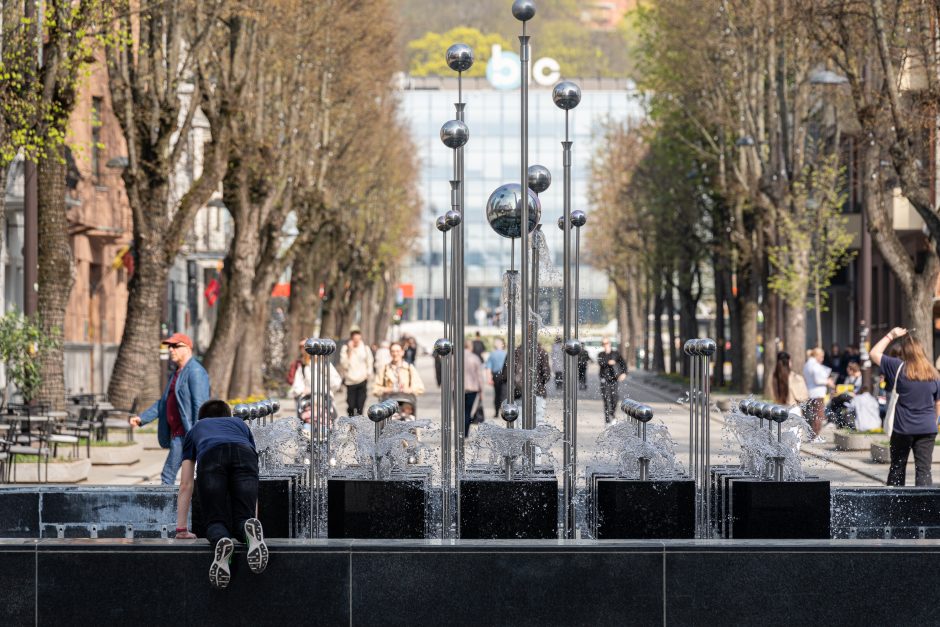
[{"xmin": 588, "ymin": 400, "xmax": 694, "ymax": 539}]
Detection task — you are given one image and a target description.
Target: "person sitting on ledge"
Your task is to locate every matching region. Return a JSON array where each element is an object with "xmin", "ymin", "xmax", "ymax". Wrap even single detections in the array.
[{"xmin": 174, "ymin": 399, "xmax": 269, "ymax": 589}]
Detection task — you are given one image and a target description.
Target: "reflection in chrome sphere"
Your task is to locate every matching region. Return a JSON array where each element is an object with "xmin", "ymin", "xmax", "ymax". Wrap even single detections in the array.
[
  {"xmin": 700, "ymin": 338, "xmax": 717, "ymax": 356},
  {"xmin": 271, "ymin": 400, "xmax": 280, "ymax": 413},
  {"xmin": 501, "ymin": 401, "xmax": 520, "ymax": 423},
  {"xmin": 527, "ymin": 164, "xmax": 551, "ymax": 194},
  {"xmin": 233, "ymin": 404, "xmax": 249, "ymax": 420},
  {"xmin": 564, "ymin": 339, "xmax": 582, "ymax": 356},
  {"xmin": 570, "ymin": 210, "xmax": 587, "ymax": 227},
  {"xmin": 485, "ymin": 183, "xmax": 541, "ymax": 239},
  {"xmin": 436, "ymin": 215, "xmax": 450, "ymax": 232},
  {"xmin": 635, "ymin": 405, "xmax": 654, "ymax": 423},
  {"xmin": 512, "ymin": 0, "xmax": 536, "ymax": 21},
  {"xmin": 445, "ymin": 43, "xmax": 474, "ymax": 72},
  {"xmin": 552, "ymin": 81, "xmax": 582, "ymax": 110},
  {"xmin": 433, "ymin": 338, "xmax": 454, "ymax": 356},
  {"xmin": 304, "ymin": 337, "xmax": 321, "ymax": 356},
  {"xmin": 444, "ymin": 210, "xmax": 462, "ymax": 227},
  {"xmin": 440, "ymin": 119, "xmax": 469, "ymax": 149},
  {"xmin": 771, "ymin": 405, "xmax": 789, "ymax": 423}
]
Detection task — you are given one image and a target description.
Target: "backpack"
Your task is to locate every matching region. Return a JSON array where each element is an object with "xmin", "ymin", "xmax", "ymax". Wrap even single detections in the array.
[{"xmin": 286, "ymin": 359, "xmax": 302, "ymax": 385}]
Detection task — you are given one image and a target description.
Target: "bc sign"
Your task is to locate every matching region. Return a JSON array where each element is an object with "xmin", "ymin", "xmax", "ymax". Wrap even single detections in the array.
[{"xmin": 485, "ymin": 45, "xmax": 561, "ymax": 90}]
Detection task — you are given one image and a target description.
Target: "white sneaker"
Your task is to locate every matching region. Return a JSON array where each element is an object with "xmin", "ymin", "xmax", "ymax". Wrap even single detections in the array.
[
  {"xmin": 209, "ymin": 538, "xmax": 234, "ymax": 589},
  {"xmin": 244, "ymin": 518, "xmax": 269, "ymax": 574}
]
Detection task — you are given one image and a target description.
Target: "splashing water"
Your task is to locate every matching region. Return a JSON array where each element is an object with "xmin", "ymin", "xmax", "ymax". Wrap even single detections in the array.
[
  {"xmin": 466, "ymin": 422, "xmax": 562, "ymax": 477},
  {"xmin": 329, "ymin": 415, "xmax": 437, "ymax": 479},
  {"xmin": 723, "ymin": 403, "xmax": 816, "ymax": 481},
  {"xmin": 594, "ymin": 420, "xmax": 684, "ymax": 479},
  {"xmin": 252, "ymin": 416, "xmax": 310, "ymax": 472}
]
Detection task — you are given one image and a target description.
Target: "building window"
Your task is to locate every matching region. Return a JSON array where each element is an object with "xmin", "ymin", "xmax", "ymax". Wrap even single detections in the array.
[{"xmin": 91, "ymin": 97, "xmax": 103, "ymax": 182}]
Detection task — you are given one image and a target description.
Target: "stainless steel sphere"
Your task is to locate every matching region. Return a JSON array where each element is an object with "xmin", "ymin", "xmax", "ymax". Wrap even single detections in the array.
[
  {"xmin": 501, "ymin": 401, "xmax": 520, "ymax": 423},
  {"xmin": 233, "ymin": 404, "xmax": 249, "ymax": 420},
  {"xmin": 570, "ymin": 210, "xmax": 587, "ymax": 227},
  {"xmin": 382, "ymin": 399, "xmax": 400, "ymax": 417},
  {"xmin": 552, "ymin": 81, "xmax": 581, "ymax": 110},
  {"xmin": 512, "ymin": 0, "xmax": 536, "ymax": 21},
  {"xmin": 440, "ymin": 119, "xmax": 469, "ymax": 149},
  {"xmin": 367, "ymin": 403, "xmax": 386, "ymax": 423},
  {"xmin": 298, "ymin": 397, "xmax": 311, "ymax": 412},
  {"xmin": 258, "ymin": 400, "xmax": 271, "ymax": 416},
  {"xmin": 271, "ymin": 400, "xmax": 280, "ymax": 413},
  {"xmin": 248, "ymin": 403, "xmax": 260, "ymax": 419},
  {"xmin": 433, "ymin": 338, "xmax": 453, "ymax": 357},
  {"xmin": 445, "ymin": 43, "xmax": 474, "ymax": 72},
  {"xmin": 739, "ymin": 399, "xmax": 755, "ymax": 415},
  {"xmin": 751, "ymin": 402, "xmax": 767, "ymax": 418},
  {"xmin": 444, "ymin": 210, "xmax": 462, "ymax": 227},
  {"xmin": 635, "ymin": 405, "xmax": 654, "ymax": 423},
  {"xmin": 304, "ymin": 337, "xmax": 321, "ymax": 356},
  {"xmin": 759, "ymin": 403, "xmax": 775, "ymax": 421},
  {"xmin": 485, "ymin": 183, "xmax": 541, "ymax": 239},
  {"xmin": 436, "ymin": 215, "xmax": 450, "ymax": 232},
  {"xmin": 771, "ymin": 405, "xmax": 790, "ymax": 423},
  {"xmin": 683, "ymin": 339, "xmax": 696, "ymax": 356},
  {"xmin": 323, "ymin": 339, "xmax": 337, "ymax": 355},
  {"xmin": 563, "ymin": 339, "xmax": 582, "ymax": 356},
  {"xmin": 527, "ymin": 164, "xmax": 551, "ymax": 194},
  {"xmin": 557, "ymin": 216, "xmax": 566, "ymax": 230},
  {"xmin": 699, "ymin": 338, "xmax": 717, "ymax": 356}
]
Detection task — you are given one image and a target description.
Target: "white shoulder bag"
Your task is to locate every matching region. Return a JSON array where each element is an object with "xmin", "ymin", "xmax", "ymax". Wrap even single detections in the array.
[{"xmin": 883, "ymin": 363, "xmax": 904, "ymax": 437}]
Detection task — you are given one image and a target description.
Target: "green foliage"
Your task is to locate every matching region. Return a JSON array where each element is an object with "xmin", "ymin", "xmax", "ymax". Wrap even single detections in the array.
[
  {"xmin": 768, "ymin": 155, "xmax": 856, "ymax": 313},
  {"xmin": 0, "ymin": 310, "xmax": 60, "ymax": 403},
  {"xmin": 407, "ymin": 27, "xmax": 510, "ymax": 77}
]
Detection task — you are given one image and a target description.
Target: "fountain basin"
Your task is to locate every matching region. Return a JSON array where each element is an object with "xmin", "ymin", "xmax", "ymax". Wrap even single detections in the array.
[
  {"xmin": 591, "ymin": 477, "xmax": 695, "ymax": 539},
  {"xmin": 459, "ymin": 476, "xmax": 558, "ymax": 539}
]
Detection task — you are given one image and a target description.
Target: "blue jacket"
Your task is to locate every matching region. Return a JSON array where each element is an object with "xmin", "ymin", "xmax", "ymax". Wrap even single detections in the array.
[{"xmin": 139, "ymin": 358, "xmax": 211, "ymax": 448}]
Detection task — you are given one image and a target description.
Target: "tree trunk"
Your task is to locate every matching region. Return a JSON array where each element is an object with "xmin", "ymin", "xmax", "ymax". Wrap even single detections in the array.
[
  {"xmin": 652, "ymin": 281, "xmax": 665, "ymax": 373},
  {"xmin": 36, "ymin": 149, "xmax": 73, "ymax": 410},
  {"xmin": 713, "ymin": 262, "xmax": 726, "ymax": 388},
  {"xmin": 762, "ymin": 286, "xmax": 779, "ymax": 399},
  {"xmin": 665, "ymin": 275, "xmax": 678, "ymax": 374},
  {"xmin": 107, "ymin": 239, "xmax": 168, "ymax": 410},
  {"xmin": 229, "ymin": 299, "xmax": 268, "ymax": 398},
  {"xmin": 615, "ymin": 285, "xmax": 632, "ymax": 365},
  {"xmin": 374, "ymin": 272, "xmax": 396, "ymax": 342}
]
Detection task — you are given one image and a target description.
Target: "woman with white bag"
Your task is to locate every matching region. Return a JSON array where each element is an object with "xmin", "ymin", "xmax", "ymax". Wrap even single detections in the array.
[{"xmin": 871, "ymin": 327, "xmax": 940, "ymax": 486}]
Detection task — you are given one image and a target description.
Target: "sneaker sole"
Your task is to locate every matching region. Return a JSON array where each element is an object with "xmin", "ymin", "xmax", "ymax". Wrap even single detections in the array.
[
  {"xmin": 244, "ymin": 518, "xmax": 269, "ymax": 574},
  {"xmin": 209, "ymin": 538, "xmax": 234, "ymax": 589}
]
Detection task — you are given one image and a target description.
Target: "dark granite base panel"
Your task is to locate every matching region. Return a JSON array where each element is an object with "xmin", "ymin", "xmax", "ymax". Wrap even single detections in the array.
[
  {"xmin": 460, "ymin": 479, "xmax": 558, "ymax": 539},
  {"xmin": 595, "ymin": 479, "xmax": 695, "ymax": 539},
  {"xmin": 5, "ymin": 539, "xmax": 940, "ymax": 625},
  {"xmin": 328, "ymin": 479, "xmax": 427, "ymax": 539},
  {"xmin": 665, "ymin": 544, "xmax": 940, "ymax": 625},
  {"xmin": 352, "ymin": 548, "xmax": 663, "ymax": 627},
  {"xmin": 730, "ymin": 479, "xmax": 831, "ymax": 539}
]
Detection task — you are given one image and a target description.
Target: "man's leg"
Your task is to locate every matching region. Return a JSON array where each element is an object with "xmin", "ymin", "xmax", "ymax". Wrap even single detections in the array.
[
  {"xmin": 348, "ymin": 381, "xmax": 366, "ymax": 416},
  {"xmin": 229, "ymin": 445, "xmax": 267, "ymax": 574},
  {"xmin": 197, "ymin": 446, "xmax": 233, "ymax": 546},
  {"xmin": 160, "ymin": 436, "xmax": 184, "ymax": 485},
  {"xmin": 912, "ymin": 434, "xmax": 935, "ymax": 487},
  {"xmin": 464, "ymin": 392, "xmax": 477, "ymax": 436},
  {"xmin": 493, "ymin": 381, "xmax": 505, "ymax": 418},
  {"xmin": 887, "ymin": 433, "xmax": 914, "ymax": 486}
]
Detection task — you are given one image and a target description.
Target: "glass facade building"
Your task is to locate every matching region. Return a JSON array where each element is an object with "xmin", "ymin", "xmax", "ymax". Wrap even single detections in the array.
[{"xmin": 398, "ymin": 76, "xmax": 643, "ymax": 325}]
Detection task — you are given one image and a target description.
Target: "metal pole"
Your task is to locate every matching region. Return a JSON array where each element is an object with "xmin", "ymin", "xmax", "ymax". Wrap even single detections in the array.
[
  {"xmin": 519, "ymin": 22, "xmax": 533, "ymax": 435},
  {"xmin": 562, "ymin": 121, "xmax": 573, "ymax": 537},
  {"xmin": 639, "ymin": 422, "xmax": 649, "ymax": 481},
  {"xmin": 454, "ymin": 79, "xmax": 467, "ymax": 537},
  {"xmin": 506, "ymin": 244, "xmax": 517, "ymax": 425}
]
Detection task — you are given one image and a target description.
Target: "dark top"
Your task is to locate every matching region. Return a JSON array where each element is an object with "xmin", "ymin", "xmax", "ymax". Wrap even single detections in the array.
[
  {"xmin": 512, "ymin": 346, "xmax": 551, "ymax": 397},
  {"xmin": 880, "ymin": 356, "xmax": 940, "ymax": 435},
  {"xmin": 182, "ymin": 417, "xmax": 256, "ymax": 464},
  {"xmin": 598, "ymin": 350, "xmax": 627, "ymax": 383},
  {"xmin": 166, "ymin": 372, "xmax": 184, "ymax": 437}
]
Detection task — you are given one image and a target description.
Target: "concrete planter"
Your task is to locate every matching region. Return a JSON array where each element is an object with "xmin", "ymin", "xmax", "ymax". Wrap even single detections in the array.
[
  {"xmin": 12, "ymin": 458, "xmax": 91, "ymax": 483},
  {"xmin": 871, "ymin": 443, "xmax": 891, "ymax": 464},
  {"xmin": 90, "ymin": 442, "xmax": 142, "ymax": 466},
  {"xmin": 834, "ymin": 431, "xmax": 877, "ymax": 451}
]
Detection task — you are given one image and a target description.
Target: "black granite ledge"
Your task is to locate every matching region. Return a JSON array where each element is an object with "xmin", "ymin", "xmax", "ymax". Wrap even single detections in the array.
[{"xmin": 4, "ymin": 539, "xmax": 940, "ymax": 626}]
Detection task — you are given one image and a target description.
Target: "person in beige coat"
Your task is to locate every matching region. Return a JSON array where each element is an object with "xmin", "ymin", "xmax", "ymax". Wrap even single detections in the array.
[{"xmin": 772, "ymin": 351, "xmax": 809, "ymax": 407}]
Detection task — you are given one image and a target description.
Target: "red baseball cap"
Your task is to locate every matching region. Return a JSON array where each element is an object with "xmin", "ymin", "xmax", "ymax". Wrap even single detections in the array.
[{"xmin": 162, "ymin": 332, "xmax": 193, "ymax": 349}]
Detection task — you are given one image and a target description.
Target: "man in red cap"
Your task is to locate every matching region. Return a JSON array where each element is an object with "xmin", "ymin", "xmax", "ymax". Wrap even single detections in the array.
[{"xmin": 129, "ymin": 333, "xmax": 211, "ymax": 484}]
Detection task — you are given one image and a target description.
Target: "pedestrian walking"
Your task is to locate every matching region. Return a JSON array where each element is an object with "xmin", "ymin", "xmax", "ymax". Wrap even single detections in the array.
[
  {"xmin": 373, "ymin": 341, "xmax": 425, "ymax": 414},
  {"xmin": 871, "ymin": 327, "xmax": 940, "ymax": 486},
  {"xmin": 577, "ymin": 345, "xmax": 593, "ymax": 390},
  {"xmin": 802, "ymin": 347, "xmax": 834, "ymax": 436},
  {"xmin": 339, "ymin": 330, "xmax": 374, "ymax": 416},
  {"xmin": 463, "ymin": 340, "xmax": 486, "ymax": 435},
  {"xmin": 551, "ymin": 336, "xmax": 564, "ymax": 390},
  {"xmin": 597, "ymin": 337, "xmax": 627, "ymax": 423},
  {"xmin": 403, "ymin": 337, "xmax": 417, "ymax": 365},
  {"xmin": 771, "ymin": 351, "xmax": 809, "ymax": 407},
  {"xmin": 511, "ymin": 343, "xmax": 551, "ymax": 424},
  {"xmin": 484, "ymin": 338, "xmax": 508, "ymax": 418},
  {"xmin": 173, "ymin": 399, "xmax": 268, "ymax": 589},
  {"xmin": 129, "ymin": 333, "xmax": 211, "ymax": 485},
  {"xmin": 471, "ymin": 331, "xmax": 486, "ymax": 362}
]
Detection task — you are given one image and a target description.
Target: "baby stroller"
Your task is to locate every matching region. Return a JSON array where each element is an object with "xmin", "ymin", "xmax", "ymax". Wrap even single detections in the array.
[
  {"xmin": 380, "ymin": 392, "xmax": 418, "ymax": 420},
  {"xmin": 297, "ymin": 392, "xmax": 337, "ymax": 440}
]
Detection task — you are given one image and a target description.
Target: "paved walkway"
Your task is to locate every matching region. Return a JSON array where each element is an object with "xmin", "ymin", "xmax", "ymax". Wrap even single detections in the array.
[{"xmin": 85, "ymin": 354, "xmax": 897, "ymax": 486}]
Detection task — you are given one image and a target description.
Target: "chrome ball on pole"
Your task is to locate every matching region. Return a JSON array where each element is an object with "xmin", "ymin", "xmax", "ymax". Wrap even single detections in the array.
[
  {"xmin": 527, "ymin": 164, "xmax": 552, "ymax": 194},
  {"xmin": 445, "ymin": 43, "xmax": 474, "ymax": 72},
  {"xmin": 440, "ymin": 120, "xmax": 470, "ymax": 149},
  {"xmin": 484, "ymin": 183, "xmax": 541, "ymax": 239}
]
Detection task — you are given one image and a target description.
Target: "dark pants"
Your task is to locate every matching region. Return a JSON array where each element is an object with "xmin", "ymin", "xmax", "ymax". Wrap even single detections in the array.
[
  {"xmin": 346, "ymin": 380, "xmax": 368, "ymax": 416},
  {"xmin": 493, "ymin": 380, "xmax": 506, "ymax": 418},
  {"xmin": 197, "ymin": 443, "xmax": 259, "ymax": 546},
  {"xmin": 464, "ymin": 391, "xmax": 479, "ymax": 436},
  {"xmin": 601, "ymin": 379, "xmax": 619, "ymax": 423},
  {"xmin": 887, "ymin": 432, "xmax": 936, "ymax": 486}
]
